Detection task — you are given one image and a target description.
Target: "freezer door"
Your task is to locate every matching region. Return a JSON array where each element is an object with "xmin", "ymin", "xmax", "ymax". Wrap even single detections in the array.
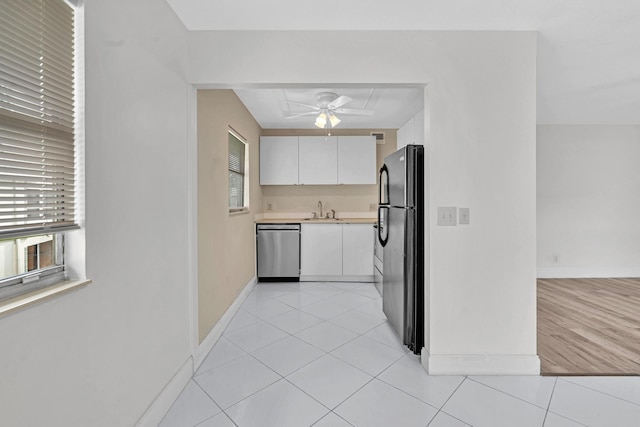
[
  {"xmin": 385, "ymin": 147, "xmax": 408, "ymax": 207},
  {"xmin": 382, "ymin": 206, "xmax": 410, "ymax": 343},
  {"xmin": 384, "ymin": 145, "xmax": 421, "ymax": 208}
]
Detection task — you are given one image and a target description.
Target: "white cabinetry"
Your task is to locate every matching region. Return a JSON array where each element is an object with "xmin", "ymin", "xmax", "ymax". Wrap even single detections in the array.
[
  {"xmin": 259, "ymin": 136, "xmax": 299, "ymax": 185},
  {"xmin": 300, "ymin": 223, "xmax": 342, "ymax": 276},
  {"xmin": 300, "ymin": 223, "xmax": 374, "ymax": 281},
  {"xmin": 298, "ymin": 136, "xmax": 338, "ymax": 185},
  {"xmin": 397, "ymin": 119, "xmax": 413, "ymax": 150},
  {"xmin": 397, "ymin": 109, "xmax": 425, "ymax": 150},
  {"xmin": 337, "ymin": 135, "xmax": 376, "ymax": 184},
  {"xmin": 342, "ymin": 224, "xmax": 374, "ymax": 276},
  {"xmin": 415, "ymin": 108, "xmax": 425, "ymax": 146},
  {"xmin": 259, "ymin": 135, "xmax": 376, "ymax": 185}
]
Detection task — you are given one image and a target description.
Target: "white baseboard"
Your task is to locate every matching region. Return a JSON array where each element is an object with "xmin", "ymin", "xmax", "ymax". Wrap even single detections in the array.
[
  {"xmin": 136, "ymin": 276, "xmax": 257, "ymax": 427},
  {"xmin": 537, "ymin": 267, "xmax": 640, "ymax": 279},
  {"xmin": 421, "ymin": 349, "xmax": 540, "ymax": 375},
  {"xmin": 193, "ymin": 276, "xmax": 257, "ymax": 370},
  {"xmin": 135, "ymin": 357, "xmax": 194, "ymax": 427}
]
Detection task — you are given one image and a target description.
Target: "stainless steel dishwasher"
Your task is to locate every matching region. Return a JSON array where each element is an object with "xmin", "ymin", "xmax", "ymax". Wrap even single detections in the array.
[{"xmin": 256, "ymin": 223, "xmax": 300, "ymax": 281}]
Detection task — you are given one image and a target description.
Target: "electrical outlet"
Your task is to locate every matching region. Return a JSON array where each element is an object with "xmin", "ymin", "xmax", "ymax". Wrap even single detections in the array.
[
  {"xmin": 553, "ymin": 254, "xmax": 559, "ymax": 263},
  {"xmin": 267, "ymin": 203, "xmax": 273, "ymax": 211},
  {"xmin": 459, "ymin": 208, "xmax": 470, "ymax": 225},
  {"xmin": 437, "ymin": 207, "xmax": 457, "ymax": 226},
  {"xmin": 369, "ymin": 203, "xmax": 377, "ymax": 211}
]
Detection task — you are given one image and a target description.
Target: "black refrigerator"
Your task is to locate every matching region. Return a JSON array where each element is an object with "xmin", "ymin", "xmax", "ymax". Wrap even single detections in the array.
[{"xmin": 377, "ymin": 145, "xmax": 424, "ymax": 354}]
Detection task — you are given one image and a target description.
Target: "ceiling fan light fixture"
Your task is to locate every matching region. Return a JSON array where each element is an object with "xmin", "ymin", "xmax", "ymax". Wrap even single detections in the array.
[
  {"xmin": 314, "ymin": 112, "xmax": 327, "ymax": 128},
  {"xmin": 329, "ymin": 113, "xmax": 340, "ymax": 127}
]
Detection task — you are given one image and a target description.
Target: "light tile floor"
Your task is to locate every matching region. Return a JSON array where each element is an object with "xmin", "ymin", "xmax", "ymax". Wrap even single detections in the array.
[{"xmin": 159, "ymin": 281, "xmax": 640, "ymax": 427}]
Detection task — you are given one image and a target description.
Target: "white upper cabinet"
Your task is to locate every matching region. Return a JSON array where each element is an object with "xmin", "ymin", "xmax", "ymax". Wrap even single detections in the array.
[
  {"xmin": 259, "ymin": 136, "xmax": 299, "ymax": 185},
  {"xmin": 397, "ymin": 118, "xmax": 413, "ymax": 150},
  {"xmin": 414, "ymin": 108, "xmax": 425, "ymax": 146},
  {"xmin": 397, "ymin": 109, "xmax": 424, "ymax": 150},
  {"xmin": 337, "ymin": 135, "xmax": 376, "ymax": 184},
  {"xmin": 342, "ymin": 224, "xmax": 374, "ymax": 276},
  {"xmin": 298, "ymin": 136, "xmax": 338, "ymax": 185},
  {"xmin": 260, "ymin": 135, "xmax": 377, "ymax": 185}
]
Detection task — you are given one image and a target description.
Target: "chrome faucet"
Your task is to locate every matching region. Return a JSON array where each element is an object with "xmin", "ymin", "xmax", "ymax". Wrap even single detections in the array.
[{"xmin": 317, "ymin": 200, "xmax": 323, "ymax": 218}]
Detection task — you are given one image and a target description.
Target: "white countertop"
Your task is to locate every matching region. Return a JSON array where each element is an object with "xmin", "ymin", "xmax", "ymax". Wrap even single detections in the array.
[
  {"xmin": 255, "ymin": 212, "xmax": 376, "ymax": 224},
  {"xmin": 255, "ymin": 217, "xmax": 376, "ymax": 224}
]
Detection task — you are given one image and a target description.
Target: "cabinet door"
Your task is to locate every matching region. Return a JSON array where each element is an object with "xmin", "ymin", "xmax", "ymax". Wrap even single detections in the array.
[
  {"xmin": 300, "ymin": 224, "xmax": 342, "ymax": 276},
  {"xmin": 298, "ymin": 136, "xmax": 337, "ymax": 185},
  {"xmin": 414, "ymin": 109, "xmax": 425, "ymax": 145},
  {"xmin": 397, "ymin": 117, "xmax": 414, "ymax": 150},
  {"xmin": 337, "ymin": 135, "xmax": 376, "ymax": 184},
  {"xmin": 260, "ymin": 136, "xmax": 299, "ymax": 185},
  {"xmin": 342, "ymin": 224, "xmax": 374, "ymax": 276}
]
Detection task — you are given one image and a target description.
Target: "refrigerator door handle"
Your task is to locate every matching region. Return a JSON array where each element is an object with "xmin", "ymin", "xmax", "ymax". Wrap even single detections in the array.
[
  {"xmin": 377, "ymin": 205, "xmax": 389, "ymax": 247},
  {"xmin": 379, "ymin": 164, "xmax": 389, "ymax": 205}
]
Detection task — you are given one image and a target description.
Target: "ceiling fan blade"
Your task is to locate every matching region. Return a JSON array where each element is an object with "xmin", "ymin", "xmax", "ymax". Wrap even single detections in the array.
[
  {"xmin": 285, "ymin": 111, "xmax": 320, "ymax": 119},
  {"xmin": 333, "ymin": 108, "xmax": 375, "ymax": 116},
  {"xmin": 286, "ymin": 100, "xmax": 320, "ymax": 110},
  {"xmin": 327, "ymin": 95, "xmax": 353, "ymax": 109}
]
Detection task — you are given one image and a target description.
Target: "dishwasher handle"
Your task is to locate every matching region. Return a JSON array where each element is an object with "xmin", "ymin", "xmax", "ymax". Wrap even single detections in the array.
[{"xmin": 257, "ymin": 224, "xmax": 300, "ymax": 231}]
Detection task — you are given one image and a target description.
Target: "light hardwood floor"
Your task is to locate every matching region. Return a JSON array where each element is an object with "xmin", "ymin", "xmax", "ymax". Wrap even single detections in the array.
[{"xmin": 538, "ymin": 277, "xmax": 640, "ymax": 376}]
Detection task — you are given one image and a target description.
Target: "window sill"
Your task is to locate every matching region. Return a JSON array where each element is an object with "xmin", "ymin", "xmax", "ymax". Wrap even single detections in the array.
[
  {"xmin": 229, "ymin": 209, "xmax": 250, "ymax": 216},
  {"xmin": 0, "ymin": 278, "xmax": 92, "ymax": 318}
]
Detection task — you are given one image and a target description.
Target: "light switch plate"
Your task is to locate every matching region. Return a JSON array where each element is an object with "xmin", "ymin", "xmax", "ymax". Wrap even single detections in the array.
[
  {"xmin": 459, "ymin": 207, "xmax": 470, "ymax": 225},
  {"xmin": 437, "ymin": 207, "xmax": 457, "ymax": 226}
]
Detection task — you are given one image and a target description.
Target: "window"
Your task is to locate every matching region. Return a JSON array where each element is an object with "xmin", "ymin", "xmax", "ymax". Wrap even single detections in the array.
[
  {"xmin": 228, "ymin": 130, "xmax": 248, "ymax": 212},
  {"xmin": 0, "ymin": 0, "xmax": 78, "ymax": 299}
]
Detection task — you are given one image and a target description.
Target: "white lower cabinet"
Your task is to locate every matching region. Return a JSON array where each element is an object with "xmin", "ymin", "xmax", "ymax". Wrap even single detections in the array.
[
  {"xmin": 300, "ymin": 223, "xmax": 373, "ymax": 281},
  {"xmin": 342, "ymin": 224, "xmax": 374, "ymax": 276},
  {"xmin": 300, "ymin": 224, "xmax": 342, "ymax": 276}
]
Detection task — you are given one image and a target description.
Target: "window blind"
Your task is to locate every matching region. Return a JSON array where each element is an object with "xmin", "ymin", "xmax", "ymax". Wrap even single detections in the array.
[
  {"xmin": 228, "ymin": 132, "xmax": 245, "ymax": 210},
  {"xmin": 0, "ymin": 0, "xmax": 77, "ymax": 238}
]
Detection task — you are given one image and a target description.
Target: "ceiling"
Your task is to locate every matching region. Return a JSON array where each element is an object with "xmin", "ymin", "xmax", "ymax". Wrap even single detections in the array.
[
  {"xmin": 233, "ymin": 87, "xmax": 424, "ymax": 130},
  {"xmin": 166, "ymin": 0, "xmax": 640, "ymax": 126}
]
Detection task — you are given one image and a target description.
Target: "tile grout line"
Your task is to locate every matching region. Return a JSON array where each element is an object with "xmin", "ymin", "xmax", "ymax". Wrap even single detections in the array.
[
  {"xmin": 325, "ymin": 336, "xmax": 405, "ymax": 378},
  {"xmin": 558, "ymin": 376, "xmax": 640, "ymax": 409},
  {"xmin": 310, "ymin": 410, "xmax": 355, "ymax": 427},
  {"xmin": 425, "ymin": 376, "xmax": 471, "ymax": 427},
  {"xmin": 204, "ymin": 353, "xmax": 286, "ymax": 421},
  {"xmin": 465, "ymin": 376, "xmax": 553, "ymax": 411},
  {"xmin": 194, "ymin": 346, "xmax": 288, "ymax": 421},
  {"xmin": 193, "ymin": 337, "xmax": 249, "ymax": 377},
  {"xmin": 250, "ymin": 283, "xmax": 391, "ymax": 425},
  {"xmin": 209, "ymin": 292, "xmax": 371, "ymax": 422},
  {"xmin": 194, "ymin": 282, "xmax": 406, "ymax": 426},
  {"xmin": 540, "ymin": 377, "xmax": 557, "ymax": 427},
  {"xmin": 325, "ymin": 375, "xmax": 378, "ymax": 424},
  {"xmin": 281, "ymin": 374, "xmax": 369, "ymax": 425},
  {"xmin": 371, "ymin": 370, "xmax": 442, "ymax": 414},
  {"xmin": 191, "ymin": 378, "xmax": 240, "ymax": 427},
  {"xmin": 543, "ymin": 379, "xmax": 589, "ymax": 427}
]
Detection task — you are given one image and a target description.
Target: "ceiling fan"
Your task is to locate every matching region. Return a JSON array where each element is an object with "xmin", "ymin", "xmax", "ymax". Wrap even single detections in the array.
[{"xmin": 285, "ymin": 91, "xmax": 374, "ymax": 129}]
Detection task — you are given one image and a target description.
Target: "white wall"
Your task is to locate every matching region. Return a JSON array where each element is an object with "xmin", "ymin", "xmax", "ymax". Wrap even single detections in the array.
[
  {"xmin": 537, "ymin": 125, "xmax": 640, "ymax": 278},
  {"xmin": 0, "ymin": 1, "xmax": 193, "ymax": 425},
  {"xmin": 189, "ymin": 30, "xmax": 539, "ymax": 374}
]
